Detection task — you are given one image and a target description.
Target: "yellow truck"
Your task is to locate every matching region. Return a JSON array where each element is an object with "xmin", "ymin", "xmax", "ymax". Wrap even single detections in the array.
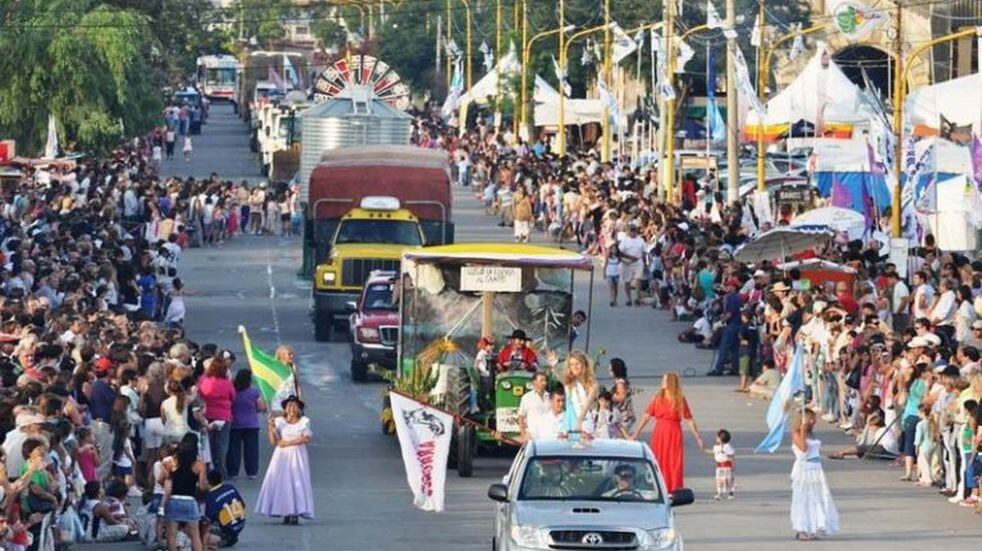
[{"xmin": 308, "ymin": 146, "xmax": 452, "ymax": 341}]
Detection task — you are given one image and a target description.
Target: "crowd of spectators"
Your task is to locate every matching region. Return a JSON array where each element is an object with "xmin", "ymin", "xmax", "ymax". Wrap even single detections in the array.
[
  {"xmin": 0, "ymin": 129, "xmax": 257, "ymax": 549},
  {"xmin": 412, "ymin": 111, "xmax": 982, "ymax": 511}
]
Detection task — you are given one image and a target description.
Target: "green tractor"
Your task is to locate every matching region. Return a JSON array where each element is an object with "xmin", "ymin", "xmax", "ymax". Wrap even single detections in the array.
[{"xmin": 386, "ymin": 244, "xmax": 595, "ymax": 477}]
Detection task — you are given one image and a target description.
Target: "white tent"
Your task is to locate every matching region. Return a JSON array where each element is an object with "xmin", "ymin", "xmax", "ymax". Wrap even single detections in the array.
[
  {"xmin": 926, "ymin": 174, "xmax": 982, "ymax": 251},
  {"xmin": 905, "ymin": 73, "xmax": 981, "ymax": 136},
  {"xmin": 912, "ymin": 136, "xmax": 975, "ymax": 176},
  {"xmin": 458, "ymin": 48, "xmax": 520, "ymax": 106},
  {"xmin": 532, "ymin": 75, "xmax": 604, "ymax": 129},
  {"xmin": 747, "ymin": 43, "xmax": 875, "ymax": 137}
]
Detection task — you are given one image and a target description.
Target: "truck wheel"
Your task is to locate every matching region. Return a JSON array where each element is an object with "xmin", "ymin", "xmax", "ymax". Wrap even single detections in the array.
[
  {"xmin": 458, "ymin": 424, "xmax": 475, "ymax": 478},
  {"xmin": 313, "ymin": 311, "xmax": 331, "ymax": 342},
  {"xmin": 351, "ymin": 360, "xmax": 367, "ymax": 382}
]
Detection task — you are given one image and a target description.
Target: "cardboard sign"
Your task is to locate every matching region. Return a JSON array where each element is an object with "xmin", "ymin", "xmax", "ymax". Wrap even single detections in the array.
[{"xmin": 460, "ymin": 266, "xmax": 522, "ymax": 292}]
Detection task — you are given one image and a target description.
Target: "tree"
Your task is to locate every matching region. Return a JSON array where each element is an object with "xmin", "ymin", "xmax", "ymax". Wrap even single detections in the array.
[
  {"xmin": 234, "ymin": 0, "xmax": 296, "ymax": 48},
  {"xmin": 0, "ymin": 0, "xmax": 163, "ymax": 154}
]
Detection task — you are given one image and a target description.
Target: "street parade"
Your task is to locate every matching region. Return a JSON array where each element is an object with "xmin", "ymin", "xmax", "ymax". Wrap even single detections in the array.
[{"xmin": 0, "ymin": 0, "xmax": 979, "ymax": 550}]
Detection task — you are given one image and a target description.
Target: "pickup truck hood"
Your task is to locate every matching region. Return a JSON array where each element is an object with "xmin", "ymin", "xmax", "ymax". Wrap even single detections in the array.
[
  {"xmin": 515, "ymin": 500, "xmax": 669, "ymax": 531},
  {"xmin": 358, "ymin": 310, "xmax": 399, "ymax": 328}
]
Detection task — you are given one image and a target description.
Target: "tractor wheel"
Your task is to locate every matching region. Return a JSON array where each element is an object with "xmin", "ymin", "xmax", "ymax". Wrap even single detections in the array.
[
  {"xmin": 447, "ymin": 422, "xmax": 460, "ymax": 470},
  {"xmin": 457, "ymin": 424, "xmax": 476, "ymax": 478},
  {"xmin": 380, "ymin": 394, "xmax": 395, "ymax": 435},
  {"xmin": 313, "ymin": 311, "xmax": 331, "ymax": 342},
  {"xmin": 350, "ymin": 360, "xmax": 367, "ymax": 382}
]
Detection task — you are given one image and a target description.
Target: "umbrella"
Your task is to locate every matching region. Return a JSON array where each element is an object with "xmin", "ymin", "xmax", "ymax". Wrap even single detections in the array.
[
  {"xmin": 791, "ymin": 207, "xmax": 865, "ymax": 240},
  {"xmin": 734, "ymin": 225, "xmax": 833, "ymax": 264},
  {"xmin": 777, "ymin": 258, "xmax": 857, "ymax": 274}
]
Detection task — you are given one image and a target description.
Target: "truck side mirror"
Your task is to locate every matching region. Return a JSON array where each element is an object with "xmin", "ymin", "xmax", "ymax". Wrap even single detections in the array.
[
  {"xmin": 487, "ymin": 483, "xmax": 509, "ymax": 502},
  {"xmin": 345, "ymin": 301, "xmax": 357, "ymax": 312}
]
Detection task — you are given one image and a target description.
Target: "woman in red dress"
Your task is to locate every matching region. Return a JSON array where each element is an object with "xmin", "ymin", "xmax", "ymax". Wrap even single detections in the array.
[{"xmin": 632, "ymin": 372, "xmax": 705, "ymax": 492}]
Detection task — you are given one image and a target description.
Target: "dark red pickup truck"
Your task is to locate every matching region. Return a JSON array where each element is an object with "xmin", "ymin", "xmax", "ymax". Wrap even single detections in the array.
[{"xmin": 347, "ymin": 270, "xmax": 399, "ymax": 381}]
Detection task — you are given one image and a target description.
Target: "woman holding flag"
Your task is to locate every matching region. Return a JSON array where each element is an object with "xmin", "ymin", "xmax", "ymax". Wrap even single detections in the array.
[{"xmin": 790, "ymin": 408, "xmax": 840, "ymax": 540}]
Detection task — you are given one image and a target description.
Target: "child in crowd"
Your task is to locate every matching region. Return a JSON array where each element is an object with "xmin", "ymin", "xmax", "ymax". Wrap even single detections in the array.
[
  {"xmin": 915, "ymin": 403, "xmax": 938, "ymax": 487},
  {"xmin": 203, "ymin": 470, "xmax": 246, "ymax": 548},
  {"xmin": 747, "ymin": 360, "xmax": 781, "ymax": 400},
  {"xmin": 472, "ymin": 337, "xmax": 495, "ymax": 412},
  {"xmin": 712, "ymin": 429, "xmax": 736, "ymax": 500},
  {"xmin": 76, "ymin": 427, "xmax": 99, "ymax": 484},
  {"xmin": 959, "ymin": 400, "xmax": 980, "ymax": 507},
  {"xmin": 677, "ymin": 308, "xmax": 712, "ymax": 344},
  {"xmin": 111, "ymin": 397, "xmax": 138, "ymax": 494},
  {"xmin": 593, "ymin": 391, "xmax": 627, "ymax": 440}
]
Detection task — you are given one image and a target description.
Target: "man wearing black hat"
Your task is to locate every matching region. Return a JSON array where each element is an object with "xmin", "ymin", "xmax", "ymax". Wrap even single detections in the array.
[{"xmin": 495, "ymin": 329, "xmax": 539, "ymax": 373}]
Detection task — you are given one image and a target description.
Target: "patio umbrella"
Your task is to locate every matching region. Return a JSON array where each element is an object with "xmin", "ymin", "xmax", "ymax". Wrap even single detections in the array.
[
  {"xmin": 791, "ymin": 207, "xmax": 865, "ymax": 240},
  {"xmin": 777, "ymin": 258, "xmax": 857, "ymax": 274},
  {"xmin": 734, "ymin": 225, "xmax": 832, "ymax": 264}
]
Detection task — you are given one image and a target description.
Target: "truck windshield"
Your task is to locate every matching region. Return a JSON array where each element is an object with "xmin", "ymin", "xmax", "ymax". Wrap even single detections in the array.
[
  {"xmin": 363, "ymin": 283, "xmax": 396, "ymax": 310},
  {"xmin": 335, "ymin": 220, "xmax": 422, "ymax": 246},
  {"xmin": 205, "ymin": 68, "xmax": 236, "ymax": 86},
  {"xmin": 518, "ymin": 457, "xmax": 662, "ymax": 503}
]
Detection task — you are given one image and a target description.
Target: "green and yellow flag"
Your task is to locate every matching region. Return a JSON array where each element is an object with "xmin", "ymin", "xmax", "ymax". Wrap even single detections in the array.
[{"xmin": 238, "ymin": 326, "xmax": 294, "ymax": 404}]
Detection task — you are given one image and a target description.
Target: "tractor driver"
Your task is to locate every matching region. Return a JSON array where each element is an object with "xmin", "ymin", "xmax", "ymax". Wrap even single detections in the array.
[{"xmin": 496, "ymin": 329, "xmax": 538, "ymax": 373}]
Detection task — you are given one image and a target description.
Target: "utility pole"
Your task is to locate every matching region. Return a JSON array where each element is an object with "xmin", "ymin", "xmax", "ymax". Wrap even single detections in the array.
[
  {"xmin": 446, "ymin": 0, "xmax": 452, "ymax": 89},
  {"xmin": 557, "ymin": 0, "xmax": 566, "ymax": 156},
  {"xmin": 890, "ymin": 0, "xmax": 904, "ymax": 237},
  {"xmin": 725, "ymin": 0, "xmax": 739, "ymax": 205},
  {"xmin": 661, "ymin": 0, "xmax": 676, "ymax": 201},
  {"xmin": 496, "ymin": 0, "xmax": 502, "ymax": 117},
  {"xmin": 601, "ymin": 0, "xmax": 612, "ymax": 162}
]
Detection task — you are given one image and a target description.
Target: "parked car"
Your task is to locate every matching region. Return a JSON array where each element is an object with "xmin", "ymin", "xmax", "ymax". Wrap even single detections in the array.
[{"xmin": 488, "ymin": 439, "xmax": 693, "ymax": 550}]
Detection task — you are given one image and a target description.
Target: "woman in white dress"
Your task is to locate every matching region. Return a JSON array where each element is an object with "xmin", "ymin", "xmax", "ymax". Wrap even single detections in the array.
[
  {"xmin": 548, "ymin": 350, "xmax": 598, "ymax": 438},
  {"xmin": 791, "ymin": 409, "xmax": 839, "ymax": 540}
]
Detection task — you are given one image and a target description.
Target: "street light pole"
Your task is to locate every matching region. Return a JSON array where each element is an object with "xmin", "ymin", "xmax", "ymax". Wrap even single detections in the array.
[
  {"xmin": 461, "ymin": 0, "xmax": 473, "ymax": 91},
  {"xmin": 890, "ymin": 25, "xmax": 981, "ymax": 237},
  {"xmin": 521, "ymin": 25, "xmax": 569, "ymax": 139},
  {"xmin": 561, "ymin": 23, "xmax": 615, "ymax": 155},
  {"xmin": 754, "ymin": 23, "xmax": 825, "ymax": 193},
  {"xmin": 663, "ymin": 23, "xmax": 708, "ymax": 203},
  {"xmin": 725, "ymin": 0, "xmax": 739, "ymax": 205},
  {"xmin": 601, "ymin": 0, "xmax": 612, "ymax": 162},
  {"xmin": 496, "ymin": 0, "xmax": 502, "ymax": 114}
]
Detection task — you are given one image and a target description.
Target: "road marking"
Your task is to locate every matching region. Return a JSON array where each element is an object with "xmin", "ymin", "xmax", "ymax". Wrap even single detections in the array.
[{"xmin": 264, "ymin": 245, "xmax": 282, "ymax": 345}]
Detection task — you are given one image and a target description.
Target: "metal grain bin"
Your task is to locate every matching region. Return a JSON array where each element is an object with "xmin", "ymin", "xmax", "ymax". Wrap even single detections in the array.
[{"xmin": 298, "ymin": 87, "xmax": 412, "ymax": 200}]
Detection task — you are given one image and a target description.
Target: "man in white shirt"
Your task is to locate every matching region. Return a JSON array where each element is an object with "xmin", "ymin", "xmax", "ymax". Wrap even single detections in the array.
[
  {"xmin": 526, "ymin": 388, "xmax": 574, "ymax": 441},
  {"xmin": 888, "ymin": 272, "xmax": 911, "ymax": 331},
  {"xmin": 122, "ymin": 184, "xmax": 140, "ymax": 220},
  {"xmin": 929, "ymin": 278, "xmax": 957, "ymax": 346},
  {"xmin": 4, "ymin": 412, "xmax": 45, "ymax": 477},
  {"xmin": 911, "ymin": 271, "xmax": 935, "ymax": 321},
  {"xmin": 517, "ymin": 372, "xmax": 550, "ymax": 435},
  {"xmin": 618, "ymin": 224, "xmax": 646, "ymax": 306}
]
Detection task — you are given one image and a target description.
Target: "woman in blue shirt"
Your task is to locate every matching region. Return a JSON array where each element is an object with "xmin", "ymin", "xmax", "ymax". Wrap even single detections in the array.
[{"xmin": 900, "ymin": 363, "xmax": 931, "ymax": 481}]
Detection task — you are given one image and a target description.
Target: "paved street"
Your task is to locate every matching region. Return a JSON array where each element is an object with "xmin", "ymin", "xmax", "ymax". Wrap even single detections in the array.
[{"xmin": 153, "ymin": 105, "xmax": 980, "ymax": 550}]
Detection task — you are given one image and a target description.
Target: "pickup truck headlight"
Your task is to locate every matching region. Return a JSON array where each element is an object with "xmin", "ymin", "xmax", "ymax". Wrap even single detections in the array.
[
  {"xmin": 638, "ymin": 527, "xmax": 677, "ymax": 549},
  {"xmin": 510, "ymin": 525, "xmax": 548, "ymax": 549},
  {"xmin": 357, "ymin": 327, "xmax": 380, "ymax": 343},
  {"xmin": 322, "ymin": 272, "xmax": 336, "ymax": 285}
]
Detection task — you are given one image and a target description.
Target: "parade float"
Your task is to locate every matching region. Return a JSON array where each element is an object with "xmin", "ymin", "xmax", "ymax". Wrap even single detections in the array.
[{"xmin": 383, "ymin": 244, "xmax": 595, "ymax": 477}]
